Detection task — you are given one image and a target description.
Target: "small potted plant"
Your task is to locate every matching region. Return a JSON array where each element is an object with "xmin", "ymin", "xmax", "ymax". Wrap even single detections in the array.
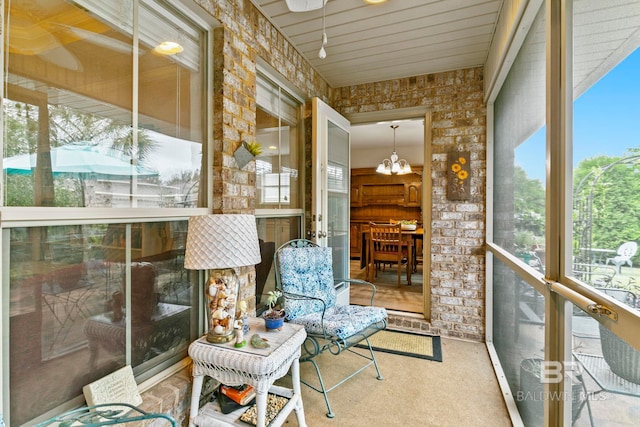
[
  {"xmin": 234, "ymin": 140, "xmax": 263, "ymax": 169},
  {"xmin": 262, "ymin": 290, "xmax": 285, "ymax": 331},
  {"xmin": 399, "ymin": 219, "xmax": 417, "ymax": 230}
]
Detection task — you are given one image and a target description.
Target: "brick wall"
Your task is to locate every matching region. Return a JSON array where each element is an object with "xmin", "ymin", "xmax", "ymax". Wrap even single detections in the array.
[
  {"xmin": 136, "ymin": 2, "xmax": 334, "ymax": 424},
  {"xmin": 193, "ymin": 0, "xmax": 330, "ymax": 310},
  {"xmin": 332, "ymin": 69, "xmax": 487, "ymax": 341},
  {"xmin": 138, "ymin": 3, "xmax": 487, "ymax": 425}
]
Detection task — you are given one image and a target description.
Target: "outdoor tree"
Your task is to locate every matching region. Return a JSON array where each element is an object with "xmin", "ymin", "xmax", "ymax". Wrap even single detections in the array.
[
  {"xmin": 573, "ymin": 151, "xmax": 640, "ymax": 264},
  {"xmin": 3, "ymin": 101, "xmax": 158, "ymax": 207},
  {"xmin": 514, "ymin": 165, "xmax": 545, "ymax": 249}
]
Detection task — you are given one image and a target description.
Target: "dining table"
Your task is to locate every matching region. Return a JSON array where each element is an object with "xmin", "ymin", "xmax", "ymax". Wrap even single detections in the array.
[{"xmin": 360, "ymin": 227, "xmax": 423, "ymax": 285}]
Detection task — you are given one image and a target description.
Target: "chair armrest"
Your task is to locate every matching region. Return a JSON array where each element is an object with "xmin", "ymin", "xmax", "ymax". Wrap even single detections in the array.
[
  {"xmin": 282, "ymin": 292, "xmax": 327, "ymax": 336},
  {"xmin": 282, "ymin": 291, "xmax": 333, "ymax": 336},
  {"xmin": 334, "ymin": 278, "xmax": 378, "ymax": 306},
  {"xmin": 283, "ymin": 290, "xmax": 327, "ymax": 309},
  {"xmin": 34, "ymin": 403, "xmax": 176, "ymax": 426}
]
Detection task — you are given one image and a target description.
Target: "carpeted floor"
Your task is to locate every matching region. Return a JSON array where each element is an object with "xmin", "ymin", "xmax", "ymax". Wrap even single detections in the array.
[{"xmin": 280, "ymin": 336, "xmax": 511, "ymax": 426}]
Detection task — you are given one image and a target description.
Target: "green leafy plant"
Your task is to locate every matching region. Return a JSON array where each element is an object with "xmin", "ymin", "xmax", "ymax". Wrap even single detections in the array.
[
  {"xmin": 243, "ymin": 141, "xmax": 262, "ymax": 156},
  {"xmin": 399, "ymin": 219, "xmax": 417, "ymax": 225},
  {"xmin": 263, "ymin": 290, "xmax": 285, "ymax": 319}
]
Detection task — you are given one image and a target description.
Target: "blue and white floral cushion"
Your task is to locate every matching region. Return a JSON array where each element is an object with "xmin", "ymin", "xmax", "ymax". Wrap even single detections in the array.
[
  {"xmin": 289, "ymin": 304, "xmax": 387, "ymax": 340},
  {"xmin": 278, "ymin": 246, "xmax": 336, "ymax": 318},
  {"xmin": 278, "ymin": 246, "xmax": 387, "ymax": 340}
]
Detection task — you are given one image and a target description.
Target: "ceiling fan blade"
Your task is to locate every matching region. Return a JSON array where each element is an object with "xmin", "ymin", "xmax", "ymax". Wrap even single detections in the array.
[
  {"xmin": 55, "ymin": 24, "xmax": 137, "ymax": 54},
  {"xmin": 285, "ymin": 0, "xmax": 327, "ymax": 12},
  {"xmin": 38, "ymin": 46, "xmax": 82, "ymax": 71}
]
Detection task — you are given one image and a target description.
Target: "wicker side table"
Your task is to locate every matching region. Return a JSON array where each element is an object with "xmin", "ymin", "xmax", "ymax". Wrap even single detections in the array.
[{"xmin": 188, "ymin": 317, "xmax": 307, "ymax": 427}]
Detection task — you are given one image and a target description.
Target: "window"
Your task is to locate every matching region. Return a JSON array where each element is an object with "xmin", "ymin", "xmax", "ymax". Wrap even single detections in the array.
[
  {"xmin": 3, "ymin": 0, "xmax": 204, "ymax": 208},
  {"xmin": 488, "ymin": 1, "xmax": 640, "ymax": 425},
  {"xmin": 255, "ymin": 72, "xmax": 302, "ymax": 210},
  {"xmin": 254, "ymin": 69, "xmax": 304, "ymax": 310},
  {"xmin": 491, "ymin": 5, "xmax": 547, "ymax": 424},
  {"xmin": 568, "ymin": 1, "xmax": 640, "ymax": 424},
  {"xmin": 2, "ymin": 1, "xmax": 210, "ymax": 424}
]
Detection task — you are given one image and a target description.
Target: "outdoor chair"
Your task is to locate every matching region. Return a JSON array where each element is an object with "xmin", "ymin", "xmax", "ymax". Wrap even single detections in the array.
[
  {"xmin": 368, "ymin": 222, "xmax": 408, "ymax": 285},
  {"xmin": 573, "ymin": 288, "xmax": 640, "ymax": 426},
  {"xmin": 572, "ymin": 263, "xmax": 616, "ymax": 287},
  {"xmin": 274, "ymin": 239, "xmax": 388, "ymax": 418},
  {"xmin": 34, "ymin": 403, "xmax": 177, "ymax": 426},
  {"xmin": 605, "ymin": 241, "xmax": 638, "ymax": 274}
]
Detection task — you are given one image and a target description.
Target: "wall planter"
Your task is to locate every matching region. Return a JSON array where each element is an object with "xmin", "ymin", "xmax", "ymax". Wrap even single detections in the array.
[{"xmin": 234, "ymin": 141, "xmax": 262, "ymax": 169}]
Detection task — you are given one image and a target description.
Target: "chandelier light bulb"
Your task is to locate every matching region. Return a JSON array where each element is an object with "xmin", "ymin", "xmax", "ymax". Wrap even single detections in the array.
[
  {"xmin": 376, "ymin": 125, "xmax": 411, "ymax": 175},
  {"xmin": 318, "ymin": 0, "xmax": 328, "ymax": 59}
]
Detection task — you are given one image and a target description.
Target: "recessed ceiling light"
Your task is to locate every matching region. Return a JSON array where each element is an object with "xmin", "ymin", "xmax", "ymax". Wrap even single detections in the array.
[
  {"xmin": 154, "ymin": 41, "xmax": 183, "ymax": 55},
  {"xmin": 365, "ymin": 0, "xmax": 388, "ymax": 4}
]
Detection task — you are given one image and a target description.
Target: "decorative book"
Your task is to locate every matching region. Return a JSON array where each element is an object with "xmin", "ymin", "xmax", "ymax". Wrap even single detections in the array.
[{"xmin": 219, "ymin": 384, "xmax": 256, "ymax": 406}]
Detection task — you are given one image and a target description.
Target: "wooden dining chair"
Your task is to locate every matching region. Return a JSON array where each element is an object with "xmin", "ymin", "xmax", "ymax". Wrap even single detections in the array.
[{"xmin": 368, "ymin": 222, "xmax": 408, "ymax": 285}]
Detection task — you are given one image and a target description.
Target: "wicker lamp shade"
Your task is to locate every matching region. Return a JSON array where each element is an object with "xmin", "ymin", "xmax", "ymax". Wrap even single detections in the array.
[
  {"xmin": 184, "ymin": 214, "xmax": 261, "ymax": 270},
  {"xmin": 184, "ymin": 214, "xmax": 261, "ymax": 344}
]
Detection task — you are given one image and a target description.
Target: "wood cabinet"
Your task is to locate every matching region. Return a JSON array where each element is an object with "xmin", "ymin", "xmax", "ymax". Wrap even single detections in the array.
[
  {"xmin": 405, "ymin": 182, "xmax": 421, "ymax": 207},
  {"xmin": 351, "ymin": 167, "xmax": 422, "ymax": 208},
  {"xmin": 361, "ymin": 183, "xmax": 405, "ymax": 205},
  {"xmin": 350, "ymin": 222, "xmax": 362, "ymax": 258},
  {"xmin": 351, "ymin": 185, "xmax": 362, "ymax": 207},
  {"xmin": 350, "ymin": 167, "xmax": 422, "ymax": 259}
]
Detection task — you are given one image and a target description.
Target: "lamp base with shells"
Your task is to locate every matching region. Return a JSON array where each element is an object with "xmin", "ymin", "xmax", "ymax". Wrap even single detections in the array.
[{"xmin": 205, "ymin": 268, "xmax": 239, "ymax": 343}]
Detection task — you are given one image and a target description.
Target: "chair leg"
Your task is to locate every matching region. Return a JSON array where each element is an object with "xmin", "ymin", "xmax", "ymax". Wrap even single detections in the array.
[
  {"xmin": 301, "ymin": 358, "xmax": 335, "ymax": 418},
  {"xmin": 363, "ymin": 336, "xmax": 384, "ymax": 380},
  {"xmin": 298, "ymin": 336, "xmax": 384, "ymax": 419},
  {"xmin": 573, "ymin": 372, "xmax": 594, "ymax": 427}
]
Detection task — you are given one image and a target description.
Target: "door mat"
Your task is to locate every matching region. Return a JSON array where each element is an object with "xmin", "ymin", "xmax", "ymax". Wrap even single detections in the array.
[{"xmin": 356, "ymin": 329, "xmax": 442, "ymax": 362}]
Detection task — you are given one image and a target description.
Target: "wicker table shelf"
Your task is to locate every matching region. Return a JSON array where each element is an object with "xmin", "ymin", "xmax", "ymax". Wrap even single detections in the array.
[{"xmin": 188, "ymin": 317, "xmax": 307, "ymax": 427}]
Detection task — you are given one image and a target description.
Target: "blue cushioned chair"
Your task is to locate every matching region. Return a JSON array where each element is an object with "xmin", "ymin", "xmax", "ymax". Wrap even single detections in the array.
[{"xmin": 274, "ymin": 239, "xmax": 388, "ymax": 418}]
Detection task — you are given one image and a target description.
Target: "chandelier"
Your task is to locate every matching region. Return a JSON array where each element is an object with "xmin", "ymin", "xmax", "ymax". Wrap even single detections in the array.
[{"xmin": 376, "ymin": 125, "xmax": 412, "ymax": 175}]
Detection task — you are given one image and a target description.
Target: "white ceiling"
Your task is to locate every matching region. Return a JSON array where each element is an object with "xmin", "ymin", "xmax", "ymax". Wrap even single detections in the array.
[
  {"xmin": 351, "ymin": 118, "xmax": 424, "ymax": 149},
  {"xmin": 251, "ymin": 0, "xmax": 502, "ymax": 150},
  {"xmin": 251, "ymin": 1, "xmax": 640, "ymax": 152},
  {"xmin": 251, "ymin": 0, "xmax": 501, "ymax": 88}
]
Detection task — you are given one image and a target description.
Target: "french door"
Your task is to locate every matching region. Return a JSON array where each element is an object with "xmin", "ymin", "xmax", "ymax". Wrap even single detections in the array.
[{"xmin": 311, "ymin": 97, "xmax": 350, "ymax": 279}]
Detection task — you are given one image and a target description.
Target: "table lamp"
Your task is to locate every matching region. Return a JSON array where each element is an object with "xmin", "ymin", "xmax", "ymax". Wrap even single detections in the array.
[{"xmin": 184, "ymin": 214, "xmax": 261, "ymax": 343}]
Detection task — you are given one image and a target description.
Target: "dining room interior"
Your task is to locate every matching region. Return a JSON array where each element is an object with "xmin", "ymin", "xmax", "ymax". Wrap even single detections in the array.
[{"xmin": 349, "ymin": 119, "xmax": 425, "ymax": 315}]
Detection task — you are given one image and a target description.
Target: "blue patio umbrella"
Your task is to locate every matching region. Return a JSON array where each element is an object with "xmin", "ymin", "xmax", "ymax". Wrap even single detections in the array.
[{"xmin": 3, "ymin": 143, "xmax": 158, "ymax": 178}]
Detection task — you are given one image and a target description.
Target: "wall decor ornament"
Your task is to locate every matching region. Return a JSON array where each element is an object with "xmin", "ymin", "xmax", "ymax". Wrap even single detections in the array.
[
  {"xmin": 447, "ymin": 151, "xmax": 470, "ymax": 201},
  {"xmin": 234, "ymin": 141, "xmax": 262, "ymax": 169}
]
